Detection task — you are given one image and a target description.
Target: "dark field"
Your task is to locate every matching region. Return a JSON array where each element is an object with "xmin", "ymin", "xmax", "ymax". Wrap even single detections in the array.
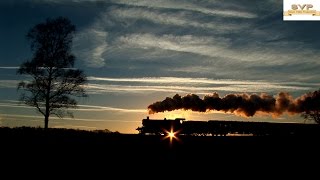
[{"xmin": 1, "ymin": 127, "xmax": 319, "ymax": 169}]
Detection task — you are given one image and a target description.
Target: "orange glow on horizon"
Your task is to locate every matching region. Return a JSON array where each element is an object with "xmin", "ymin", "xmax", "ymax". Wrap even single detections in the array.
[
  {"xmin": 147, "ymin": 109, "xmax": 237, "ymax": 122},
  {"xmin": 149, "ymin": 110, "xmax": 192, "ymax": 120}
]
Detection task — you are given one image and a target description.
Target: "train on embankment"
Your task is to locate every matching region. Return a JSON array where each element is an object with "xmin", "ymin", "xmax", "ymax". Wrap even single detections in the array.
[{"xmin": 136, "ymin": 117, "xmax": 320, "ymax": 136}]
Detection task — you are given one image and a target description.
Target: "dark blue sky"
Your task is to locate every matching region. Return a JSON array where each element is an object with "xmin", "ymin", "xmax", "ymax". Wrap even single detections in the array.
[{"xmin": 1, "ymin": 0, "xmax": 320, "ymax": 133}]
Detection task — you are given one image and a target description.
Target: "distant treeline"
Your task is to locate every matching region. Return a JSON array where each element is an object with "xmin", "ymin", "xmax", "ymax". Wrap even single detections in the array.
[
  {"xmin": 0, "ymin": 126, "xmax": 119, "ymax": 135},
  {"xmin": 0, "ymin": 126, "xmax": 121, "ymax": 145}
]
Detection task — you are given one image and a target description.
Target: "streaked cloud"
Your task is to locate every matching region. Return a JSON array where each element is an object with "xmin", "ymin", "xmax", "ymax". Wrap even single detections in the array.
[
  {"xmin": 32, "ymin": 0, "xmax": 257, "ymax": 18},
  {"xmin": 71, "ymin": 0, "xmax": 320, "ymax": 80},
  {"xmin": 71, "ymin": 0, "xmax": 259, "ymax": 69},
  {"xmin": 0, "ymin": 100, "xmax": 146, "ymax": 113},
  {"xmin": 86, "ymin": 83, "xmax": 311, "ymax": 95},
  {"xmin": 109, "ymin": 7, "xmax": 248, "ymax": 33},
  {"xmin": 87, "ymin": 76, "xmax": 319, "ymax": 87},
  {"xmin": 0, "ymin": 80, "xmax": 19, "ymax": 88},
  {"xmin": 117, "ymin": 33, "xmax": 229, "ymax": 59},
  {"xmin": 0, "ymin": 66, "xmax": 19, "ymax": 69},
  {"xmin": 0, "ymin": 113, "xmax": 141, "ymax": 122},
  {"xmin": 116, "ymin": 33, "xmax": 319, "ymax": 66},
  {"xmin": 111, "ymin": 0, "xmax": 257, "ymax": 19},
  {"xmin": 84, "ymin": 76, "xmax": 315, "ymax": 95},
  {"xmin": 74, "ymin": 24, "xmax": 108, "ymax": 68},
  {"xmin": 1, "ymin": 75, "xmax": 315, "ymax": 94},
  {"xmin": 76, "ymin": 104, "xmax": 146, "ymax": 113}
]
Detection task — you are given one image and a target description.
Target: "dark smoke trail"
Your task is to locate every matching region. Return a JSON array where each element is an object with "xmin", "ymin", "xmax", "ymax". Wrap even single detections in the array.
[{"xmin": 148, "ymin": 90, "xmax": 320, "ymax": 117}]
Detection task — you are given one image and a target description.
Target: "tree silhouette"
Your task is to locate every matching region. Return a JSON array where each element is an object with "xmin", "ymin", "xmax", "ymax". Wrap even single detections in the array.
[
  {"xmin": 301, "ymin": 90, "xmax": 320, "ymax": 124},
  {"xmin": 17, "ymin": 17, "xmax": 87, "ymax": 129}
]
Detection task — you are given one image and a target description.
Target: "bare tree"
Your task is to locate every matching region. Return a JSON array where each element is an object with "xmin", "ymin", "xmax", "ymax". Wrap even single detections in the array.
[
  {"xmin": 301, "ymin": 90, "xmax": 320, "ymax": 124},
  {"xmin": 17, "ymin": 17, "xmax": 87, "ymax": 129}
]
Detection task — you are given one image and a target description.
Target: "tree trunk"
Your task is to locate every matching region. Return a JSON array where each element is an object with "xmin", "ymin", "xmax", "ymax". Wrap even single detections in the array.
[
  {"xmin": 44, "ymin": 67, "xmax": 52, "ymax": 130},
  {"xmin": 44, "ymin": 114, "xmax": 49, "ymax": 129}
]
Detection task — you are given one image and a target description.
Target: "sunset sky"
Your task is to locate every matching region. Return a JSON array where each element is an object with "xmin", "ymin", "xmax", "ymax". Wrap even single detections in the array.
[{"xmin": 1, "ymin": 0, "xmax": 320, "ymax": 133}]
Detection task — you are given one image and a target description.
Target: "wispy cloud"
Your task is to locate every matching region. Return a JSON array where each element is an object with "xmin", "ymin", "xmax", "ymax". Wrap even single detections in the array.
[
  {"xmin": 85, "ymin": 76, "xmax": 313, "ymax": 95},
  {"xmin": 87, "ymin": 84, "xmax": 310, "ymax": 94},
  {"xmin": 31, "ymin": 0, "xmax": 257, "ymax": 19},
  {"xmin": 72, "ymin": 0, "xmax": 317, "ymax": 77},
  {"xmin": 1, "ymin": 80, "xmax": 310, "ymax": 95},
  {"xmin": 0, "ymin": 103, "xmax": 33, "ymax": 109},
  {"xmin": 116, "ymin": 33, "xmax": 318, "ymax": 66},
  {"xmin": 117, "ymin": 33, "xmax": 229, "ymax": 57},
  {"xmin": 111, "ymin": 0, "xmax": 257, "ymax": 19},
  {"xmin": 0, "ymin": 72, "xmax": 316, "ymax": 95},
  {"xmin": 0, "ymin": 113, "xmax": 141, "ymax": 122},
  {"xmin": 109, "ymin": 7, "xmax": 248, "ymax": 33},
  {"xmin": 0, "ymin": 80, "xmax": 19, "ymax": 88},
  {"xmin": 70, "ymin": 0, "xmax": 258, "ymax": 70},
  {"xmin": 76, "ymin": 104, "xmax": 146, "ymax": 113},
  {"xmin": 74, "ymin": 24, "xmax": 108, "ymax": 68},
  {"xmin": 0, "ymin": 101, "xmax": 146, "ymax": 113},
  {"xmin": 87, "ymin": 76, "xmax": 319, "ymax": 87},
  {"xmin": 29, "ymin": 0, "xmax": 100, "ymax": 4},
  {"xmin": 0, "ymin": 66, "xmax": 19, "ymax": 69}
]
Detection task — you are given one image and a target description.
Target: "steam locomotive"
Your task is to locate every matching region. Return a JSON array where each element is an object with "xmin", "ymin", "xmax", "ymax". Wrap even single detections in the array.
[{"xmin": 136, "ymin": 117, "xmax": 320, "ymax": 136}]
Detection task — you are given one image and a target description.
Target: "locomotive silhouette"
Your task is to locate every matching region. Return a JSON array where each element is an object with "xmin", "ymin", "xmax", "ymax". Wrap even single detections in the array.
[{"xmin": 136, "ymin": 116, "xmax": 320, "ymax": 136}]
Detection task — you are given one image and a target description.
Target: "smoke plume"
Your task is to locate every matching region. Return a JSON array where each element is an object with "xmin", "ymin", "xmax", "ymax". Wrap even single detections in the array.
[{"xmin": 148, "ymin": 90, "xmax": 320, "ymax": 117}]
